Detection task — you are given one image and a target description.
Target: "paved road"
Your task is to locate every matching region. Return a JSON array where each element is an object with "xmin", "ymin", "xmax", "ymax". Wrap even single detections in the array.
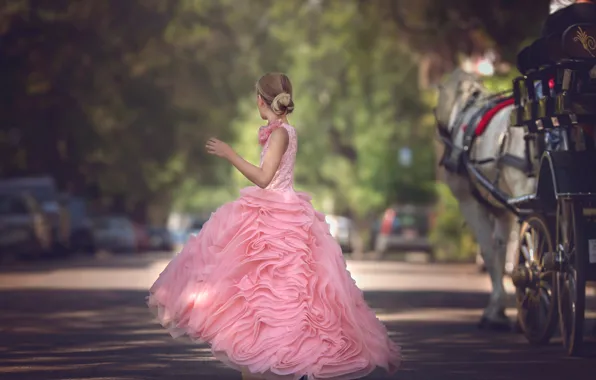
[{"xmin": 0, "ymin": 252, "xmax": 595, "ymax": 380}]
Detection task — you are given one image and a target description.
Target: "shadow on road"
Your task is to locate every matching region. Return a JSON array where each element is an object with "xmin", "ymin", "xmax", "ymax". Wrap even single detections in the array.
[
  {"xmin": 0, "ymin": 288, "xmax": 235, "ymax": 380},
  {"xmin": 0, "ymin": 251, "xmax": 175, "ymax": 274},
  {"xmin": 0, "ymin": 287, "xmax": 594, "ymax": 380}
]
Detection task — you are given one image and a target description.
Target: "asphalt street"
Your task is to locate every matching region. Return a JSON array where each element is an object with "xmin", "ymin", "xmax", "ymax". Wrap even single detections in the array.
[{"xmin": 0, "ymin": 252, "xmax": 595, "ymax": 380}]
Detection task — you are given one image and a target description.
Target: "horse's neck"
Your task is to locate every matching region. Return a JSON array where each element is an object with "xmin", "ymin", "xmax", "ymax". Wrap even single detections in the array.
[
  {"xmin": 448, "ymin": 92, "xmax": 475, "ymax": 135},
  {"xmin": 449, "ymin": 88, "xmax": 488, "ymax": 133}
]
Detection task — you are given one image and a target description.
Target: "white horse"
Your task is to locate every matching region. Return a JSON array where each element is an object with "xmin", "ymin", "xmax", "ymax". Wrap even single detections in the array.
[{"xmin": 435, "ymin": 69, "xmax": 537, "ymax": 330}]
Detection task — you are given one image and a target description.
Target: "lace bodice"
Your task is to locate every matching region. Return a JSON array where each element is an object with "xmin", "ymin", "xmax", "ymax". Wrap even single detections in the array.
[{"xmin": 259, "ymin": 123, "xmax": 297, "ymax": 190}]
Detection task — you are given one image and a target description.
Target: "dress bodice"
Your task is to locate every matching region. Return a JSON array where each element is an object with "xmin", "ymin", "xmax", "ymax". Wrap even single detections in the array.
[{"xmin": 259, "ymin": 122, "xmax": 297, "ymax": 191}]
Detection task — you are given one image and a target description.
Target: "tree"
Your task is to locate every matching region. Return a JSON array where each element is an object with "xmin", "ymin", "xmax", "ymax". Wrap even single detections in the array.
[
  {"xmin": 0, "ymin": 0, "xmax": 280, "ymax": 223},
  {"xmin": 222, "ymin": 0, "xmax": 436, "ymax": 225},
  {"xmin": 381, "ymin": 0, "xmax": 551, "ymax": 84},
  {"xmin": 1, "ymin": 0, "xmax": 551, "ymax": 231}
]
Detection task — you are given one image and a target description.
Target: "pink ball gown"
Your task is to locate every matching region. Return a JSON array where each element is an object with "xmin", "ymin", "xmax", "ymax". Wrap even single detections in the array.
[{"xmin": 147, "ymin": 120, "xmax": 401, "ymax": 380}]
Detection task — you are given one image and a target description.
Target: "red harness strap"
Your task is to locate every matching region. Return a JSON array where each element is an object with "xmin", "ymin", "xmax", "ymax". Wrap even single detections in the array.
[{"xmin": 473, "ymin": 97, "xmax": 515, "ymax": 136}]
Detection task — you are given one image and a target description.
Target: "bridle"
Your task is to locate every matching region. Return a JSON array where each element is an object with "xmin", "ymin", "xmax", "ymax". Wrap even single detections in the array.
[{"xmin": 434, "ymin": 77, "xmax": 511, "ymax": 148}]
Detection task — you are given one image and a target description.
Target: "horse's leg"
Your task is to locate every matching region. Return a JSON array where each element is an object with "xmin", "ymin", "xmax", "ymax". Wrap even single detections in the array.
[
  {"xmin": 505, "ymin": 223, "xmax": 524, "ymax": 333},
  {"xmin": 458, "ymin": 198, "xmax": 510, "ymax": 331},
  {"xmin": 482, "ymin": 213, "xmax": 514, "ymax": 330}
]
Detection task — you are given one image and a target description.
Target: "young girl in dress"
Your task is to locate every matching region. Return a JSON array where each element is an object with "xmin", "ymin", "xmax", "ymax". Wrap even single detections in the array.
[{"xmin": 147, "ymin": 73, "xmax": 401, "ymax": 380}]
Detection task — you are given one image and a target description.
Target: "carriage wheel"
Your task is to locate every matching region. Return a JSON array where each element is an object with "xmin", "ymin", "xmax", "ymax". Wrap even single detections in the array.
[
  {"xmin": 556, "ymin": 200, "xmax": 587, "ymax": 356},
  {"xmin": 511, "ymin": 214, "xmax": 558, "ymax": 345}
]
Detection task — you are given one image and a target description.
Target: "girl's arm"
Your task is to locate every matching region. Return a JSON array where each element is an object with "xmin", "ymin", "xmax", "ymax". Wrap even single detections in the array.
[{"xmin": 206, "ymin": 128, "xmax": 289, "ymax": 189}]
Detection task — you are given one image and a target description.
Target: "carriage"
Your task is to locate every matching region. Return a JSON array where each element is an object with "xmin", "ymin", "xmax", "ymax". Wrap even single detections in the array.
[
  {"xmin": 507, "ymin": 16, "xmax": 596, "ymax": 356},
  {"xmin": 435, "ymin": 4, "xmax": 596, "ymax": 356}
]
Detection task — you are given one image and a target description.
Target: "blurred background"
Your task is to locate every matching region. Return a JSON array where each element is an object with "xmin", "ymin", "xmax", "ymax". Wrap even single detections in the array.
[{"xmin": 0, "ymin": 0, "xmax": 551, "ymax": 265}]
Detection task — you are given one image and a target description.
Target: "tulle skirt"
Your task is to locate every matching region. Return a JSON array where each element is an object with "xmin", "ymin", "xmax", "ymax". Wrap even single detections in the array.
[{"xmin": 147, "ymin": 186, "xmax": 400, "ymax": 379}]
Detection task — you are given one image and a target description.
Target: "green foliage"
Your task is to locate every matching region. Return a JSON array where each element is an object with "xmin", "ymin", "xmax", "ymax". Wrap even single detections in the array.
[
  {"xmin": 0, "ymin": 0, "xmax": 275, "ymax": 222},
  {"xmin": 0, "ymin": 0, "xmax": 549, "ymax": 229},
  {"xmin": 385, "ymin": 0, "xmax": 549, "ymax": 63},
  {"xmin": 259, "ymin": 1, "xmax": 436, "ymax": 218},
  {"xmin": 484, "ymin": 70, "xmax": 521, "ymax": 93}
]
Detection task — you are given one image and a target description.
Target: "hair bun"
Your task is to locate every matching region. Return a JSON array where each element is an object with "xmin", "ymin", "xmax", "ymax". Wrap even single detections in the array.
[{"xmin": 271, "ymin": 92, "xmax": 293, "ymax": 115}]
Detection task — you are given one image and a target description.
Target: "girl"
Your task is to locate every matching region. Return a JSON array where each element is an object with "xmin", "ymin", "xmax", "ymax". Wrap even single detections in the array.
[{"xmin": 147, "ymin": 73, "xmax": 401, "ymax": 380}]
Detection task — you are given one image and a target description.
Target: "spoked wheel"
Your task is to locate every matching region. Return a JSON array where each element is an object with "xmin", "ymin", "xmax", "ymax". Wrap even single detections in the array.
[
  {"xmin": 511, "ymin": 214, "xmax": 558, "ymax": 345},
  {"xmin": 556, "ymin": 200, "xmax": 588, "ymax": 356}
]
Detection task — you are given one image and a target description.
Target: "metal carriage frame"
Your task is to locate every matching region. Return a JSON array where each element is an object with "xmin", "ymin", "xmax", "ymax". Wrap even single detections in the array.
[{"xmin": 460, "ymin": 23, "xmax": 596, "ymax": 356}]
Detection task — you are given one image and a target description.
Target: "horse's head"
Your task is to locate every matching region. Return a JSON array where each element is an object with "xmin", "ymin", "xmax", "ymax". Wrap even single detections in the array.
[{"xmin": 435, "ymin": 68, "xmax": 486, "ymax": 135}]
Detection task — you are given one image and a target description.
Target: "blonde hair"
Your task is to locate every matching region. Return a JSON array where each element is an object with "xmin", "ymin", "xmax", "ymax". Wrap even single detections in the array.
[{"xmin": 256, "ymin": 73, "xmax": 295, "ymax": 115}]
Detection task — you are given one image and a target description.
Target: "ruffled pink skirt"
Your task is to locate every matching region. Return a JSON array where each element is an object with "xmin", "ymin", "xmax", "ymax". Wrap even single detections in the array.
[{"xmin": 147, "ymin": 186, "xmax": 400, "ymax": 379}]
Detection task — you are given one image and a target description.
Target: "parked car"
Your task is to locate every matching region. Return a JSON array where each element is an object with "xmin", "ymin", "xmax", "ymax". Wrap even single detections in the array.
[
  {"xmin": 170, "ymin": 230, "xmax": 187, "ymax": 252},
  {"xmin": 92, "ymin": 216, "xmax": 137, "ymax": 253},
  {"xmin": 0, "ymin": 176, "xmax": 70, "ymax": 255},
  {"xmin": 132, "ymin": 222, "xmax": 150, "ymax": 252},
  {"xmin": 147, "ymin": 227, "xmax": 174, "ymax": 252},
  {"xmin": 0, "ymin": 193, "xmax": 53, "ymax": 260},
  {"xmin": 65, "ymin": 196, "xmax": 95, "ymax": 254},
  {"xmin": 372, "ymin": 205, "xmax": 435, "ymax": 261},
  {"xmin": 188, "ymin": 218, "xmax": 206, "ymax": 236},
  {"xmin": 325, "ymin": 214, "xmax": 355, "ymax": 253},
  {"xmin": 170, "ymin": 218, "xmax": 208, "ymax": 252}
]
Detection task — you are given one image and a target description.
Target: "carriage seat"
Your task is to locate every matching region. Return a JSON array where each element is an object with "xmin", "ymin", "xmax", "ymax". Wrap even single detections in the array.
[
  {"xmin": 516, "ymin": 3, "xmax": 596, "ymax": 75},
  {"xmin": 517, "ymin": 24, "xmax": 596, "ymax": 75},
  {"xmin": 513, "ymin": 21, "xmax": 596, "ymax": 128},
  {"xmin": 542, "ymin": 3, "xmax": 596, "ymax": 38}
]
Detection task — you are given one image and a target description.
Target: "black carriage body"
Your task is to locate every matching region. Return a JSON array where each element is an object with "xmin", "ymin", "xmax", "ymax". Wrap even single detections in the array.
[
  {"xmin": 536, "ymin": 150, "xmax": 596, "ymax": 281},
  {"xmin": 490, "ymin": 5, "xmax": 596, "ymax": 356},
  {"xmin": 513, "ymin": 21, "xmax": 596, "ymax": 129},
  {"xmin": 511, "ymin": 20, "xmax": 596, "ymax": 199},
  {"xmin": 512, "ymin": 19, "xmax": 596, "ymax": 282},
  {"xmin": 536, "ymin": 150, "xmax": 596, "ymax": 203}
]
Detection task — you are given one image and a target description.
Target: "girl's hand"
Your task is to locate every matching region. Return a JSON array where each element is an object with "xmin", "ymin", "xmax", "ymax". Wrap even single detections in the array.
[{"xmin": 206, "ymin": 138, "xmax": 234, "ymax": 159}]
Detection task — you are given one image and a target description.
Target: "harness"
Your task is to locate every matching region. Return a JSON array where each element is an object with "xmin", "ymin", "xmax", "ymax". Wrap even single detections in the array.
[
  {"xmin": 436, "ymin": 90, "xmax": 480, "ymax": 174},
  {"xmin": 436, "ymin": 88, "xmax": 531, "ymax": 214}
]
